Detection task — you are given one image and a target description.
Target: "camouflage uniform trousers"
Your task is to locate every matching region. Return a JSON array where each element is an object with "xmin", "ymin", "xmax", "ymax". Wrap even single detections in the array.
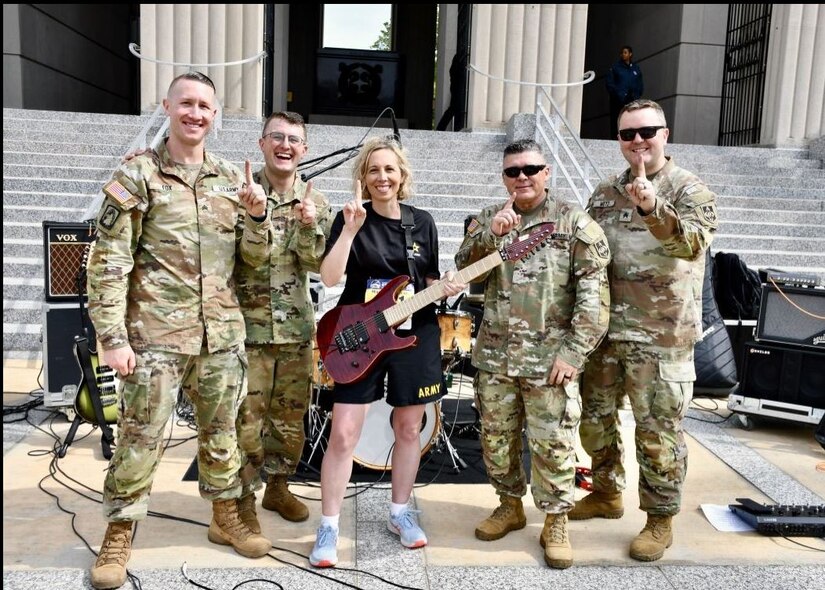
[
  {"xmin": 475, "ymin": 369, "xmax": 581, "ymax": 513},
  {"xmin": 103, "ymin": 346, "xmax": 248, "ymax": 522},
  {"xmin": 580, "ymin": 340, "xmax": 694, "ymax": 515},
  {"xmin": 237, "ymin": 341, "xmax": 312, "ymax": 495}
]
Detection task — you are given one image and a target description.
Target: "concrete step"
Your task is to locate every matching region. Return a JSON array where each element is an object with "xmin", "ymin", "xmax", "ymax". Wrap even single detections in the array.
[{"xmin": 4, "ymin": 107, "xmax": 824, "ymax": 359}]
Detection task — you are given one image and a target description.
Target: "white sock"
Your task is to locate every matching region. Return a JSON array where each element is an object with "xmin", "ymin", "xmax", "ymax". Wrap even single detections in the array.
[
  {"xmin": 390, "ymin": 502, "xmax": 409, "ymax": 517},
  {"xmin": 320, "ymin": 514, "xmax": 339, "ymax": 530}
]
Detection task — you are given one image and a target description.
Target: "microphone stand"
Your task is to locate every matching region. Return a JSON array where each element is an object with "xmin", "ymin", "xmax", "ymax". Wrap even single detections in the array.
[
  {"xmin": 299, "ymin": 107, "xmax": 401, "ymax": 183},
  {"xmin": 300, "ymin": 147, "xmax": 361, "ymax": 183}
]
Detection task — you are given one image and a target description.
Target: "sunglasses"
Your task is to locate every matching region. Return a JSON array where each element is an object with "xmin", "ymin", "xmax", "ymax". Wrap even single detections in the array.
[
  {"xmin": 618, "ymin": 126, "xmax": 665, "ymax": 141},
  {"xmin": 503, "ymin": 164, "xmax": 546, "ymax": 178},
  {"xmin": 262, "ymin": 131, "xmax": 306, "ymax": 146}
]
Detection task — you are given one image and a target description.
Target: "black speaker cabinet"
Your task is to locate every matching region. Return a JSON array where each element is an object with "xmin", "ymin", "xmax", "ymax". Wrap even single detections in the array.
[
  {"xmin": 740, "ymin": 341, "xmax": 825, "ymax": 410},
  {"xmin": 756, "ymin": 284, "xmax": 825, "ymax": 350},
  {"xmin": 42, "ymin": 220, "xmax": 96, "ymax": 303},
  {"xmin": 42, "ymin": 302, "xmax": 97, "ymax": 407}
]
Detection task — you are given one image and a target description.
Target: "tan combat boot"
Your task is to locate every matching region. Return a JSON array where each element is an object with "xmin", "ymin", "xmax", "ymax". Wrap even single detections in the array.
[
  {"xmin": 262, "ymin": 475, "xmax": 309, "ymax": 522},
  {"xmin": 540, "ymin": 513, "xmax": 573, "ymax": 569},
  {"xmin": 474, "ymin": 495, "xmax": 527, "ymax": 541},
  {"xmin": 208, "ymin": 498, "xmax": 271, "ymax": 558},
  {"xmin": 567, "ymin": 491, "xmax": 624, "ymax": 520},
  {"xmin": 629, "ymin": 514, "xmax": 673, "ymax": 561},
  {"xmin": 238, "ymin": 493, "xmax": 261, "ymax": 534},
  {"xmin": 90, "ymin": 521, "xmax": 133, "ymax": 589}
]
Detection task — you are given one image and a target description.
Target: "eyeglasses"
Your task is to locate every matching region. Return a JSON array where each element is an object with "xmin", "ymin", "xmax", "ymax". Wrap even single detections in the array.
[
  {"xmin": 618, "ymin": 126, "xmax": 665, "ymax": 141},
  {"xmin": 262, "ymin": 131, "xmax": 306, "ymax": 146},
  {"xmin": 503, "ymin": 164, "xmax": 546, "ymax": 178}
]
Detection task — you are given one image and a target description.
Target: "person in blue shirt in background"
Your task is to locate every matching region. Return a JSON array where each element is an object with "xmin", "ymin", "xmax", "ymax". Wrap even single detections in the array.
[{"xmin": 606, "ymin": 45, "xmax": 644, "ymax": 138}]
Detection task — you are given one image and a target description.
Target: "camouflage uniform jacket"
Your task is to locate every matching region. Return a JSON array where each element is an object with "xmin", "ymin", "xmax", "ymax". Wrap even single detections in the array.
[
  {"xmin": 234, "ymin": 171, "xmax": 332, "ymax": 344},
  {"xmin": 455, "ymin": 192, "xmax": 611, "ymax": 377},
  {"xmin": 87, "ymin": 140, "xmax": 272, "ymax": 355},
  {"xmin": 587, "ymin": 156, "xmax": 718, "ymax": 348}
]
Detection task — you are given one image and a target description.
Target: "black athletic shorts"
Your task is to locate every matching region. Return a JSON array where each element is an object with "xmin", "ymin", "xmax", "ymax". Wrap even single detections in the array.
[{"xmin": 332, "ymin": 321, "xmax": 445, "ymax": 407}]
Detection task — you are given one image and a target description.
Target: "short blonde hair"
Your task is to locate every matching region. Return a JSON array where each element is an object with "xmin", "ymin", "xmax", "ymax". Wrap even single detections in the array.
[{"xmin": 352, "ymin": 137, "xmax": 413, "ymax": 202}]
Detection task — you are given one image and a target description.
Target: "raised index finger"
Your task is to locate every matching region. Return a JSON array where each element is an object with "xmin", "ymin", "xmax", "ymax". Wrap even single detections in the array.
[
  {"xmin": 245, "ymin": 160, "xmax": 254, "ymax": 185},
  {"xmin": 504, "ymin": 191, "xmax": 517, "ymax": 209},
  {"xmin": 631, "ymin": 152, "xmax": 646, "ymax": 181},
  {"xmin": 354, "ymin": 180, "xmax": 363, "ymax": 206},
  {"xmin": 304, "ymin": 179, "xmax": 313, "ymax": 201}
]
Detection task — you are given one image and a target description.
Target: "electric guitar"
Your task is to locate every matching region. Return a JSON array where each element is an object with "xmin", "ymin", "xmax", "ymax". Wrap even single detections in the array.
[
  {"xmin": 73, "ymin": 335, "xmax": 119, "ymax": 424},
  {"xmin": 317, "ymin": 222, "xmax": 555, "ymax": 384}
]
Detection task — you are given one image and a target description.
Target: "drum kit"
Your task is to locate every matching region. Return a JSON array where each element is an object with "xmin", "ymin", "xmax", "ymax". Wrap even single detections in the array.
[{"xmin": 304, "ymin": 307, "xmax": 478, "ymax": 474}]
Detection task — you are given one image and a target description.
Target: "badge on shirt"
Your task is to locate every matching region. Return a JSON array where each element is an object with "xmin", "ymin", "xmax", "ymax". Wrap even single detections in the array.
[
  {"xmin": 591, "ymin": 199, "xmax": 615, "ymax": 208},
  {"xmin": 594, "ymin": 238, "xmax": 610, "ymax": 260},
  {"xmin": 99, "ymin": 203, "xmax": 121, "ymax": 230},
  {"xmin": 366, "ymin": 278, "xmax": 415, "ymax": 329},
  {"xmin": 465, "ymin": 218, "xmax": 481, "ymax": 235},
  {"xmin": 699, "ymin": 203, "xmax": 718, "ymax": 224},
  {"xmin": 103, "ymin": 179, "xmax": 134, "ymax": 206},
  {"xmin": 619, "ymin": 208, "xmax": 634, "ymax": 222}
]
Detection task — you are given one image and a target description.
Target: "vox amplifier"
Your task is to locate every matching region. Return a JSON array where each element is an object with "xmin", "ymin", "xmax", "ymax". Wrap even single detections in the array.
[{"xmin": 42, "ymin": 221, "xmax": 96, "ymax": 302}]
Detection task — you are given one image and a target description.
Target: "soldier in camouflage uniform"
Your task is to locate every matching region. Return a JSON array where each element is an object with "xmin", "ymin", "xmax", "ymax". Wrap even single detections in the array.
[
  {"xmin": 455, "ymin": 139, "xmax": 610, "ymax": 569},
  {"xmin": 573, "ymin": 99, "xmax": 718, "ymax": 562},
  {"xmin": 235, "ymin": 112, "xmax": 332, "ymax": 529},
  {"xmin": 86, "ymin": 72, "xmax": 273, "ymax": 590}
]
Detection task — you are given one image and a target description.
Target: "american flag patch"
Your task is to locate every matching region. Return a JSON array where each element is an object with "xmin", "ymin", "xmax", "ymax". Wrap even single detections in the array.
[
  {"xmin": 466, "ymin": 218, "xmax": 480, "ymax": 234},
  {"xmin": 103, "ymin": 179, "xmax": 133, "ymax": 205}
]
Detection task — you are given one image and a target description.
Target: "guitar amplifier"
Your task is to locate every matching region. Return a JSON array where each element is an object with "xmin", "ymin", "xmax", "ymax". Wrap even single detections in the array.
[
  {"xmin": 42, "ymin": 220, "xmax": 96, "ymax": 303},
  {"xmin": 756, "ymin": 284, "xmax": 825, "ymax": 350}
]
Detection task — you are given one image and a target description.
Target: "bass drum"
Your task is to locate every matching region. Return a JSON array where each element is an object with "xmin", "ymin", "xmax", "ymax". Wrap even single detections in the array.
[{"xmin": 352, "ymin": 399, "xmax": 440, "ymax": 471}]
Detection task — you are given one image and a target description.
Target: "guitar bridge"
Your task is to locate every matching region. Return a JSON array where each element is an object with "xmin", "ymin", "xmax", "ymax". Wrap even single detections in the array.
[{"xmin": 335, "ymin": 321, "xmax": 370, "ymax": 353}]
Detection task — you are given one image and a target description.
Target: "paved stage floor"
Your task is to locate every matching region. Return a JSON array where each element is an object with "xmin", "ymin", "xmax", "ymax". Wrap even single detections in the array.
[{"xmin": 3, "ymin": 359, "xmax": 824, "ymax": 589}]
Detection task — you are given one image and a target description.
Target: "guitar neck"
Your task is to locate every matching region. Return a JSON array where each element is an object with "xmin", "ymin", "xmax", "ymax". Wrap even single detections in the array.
[{"xmin": 383, "ymin": 250, "xmax": 503, "ymax": 326}]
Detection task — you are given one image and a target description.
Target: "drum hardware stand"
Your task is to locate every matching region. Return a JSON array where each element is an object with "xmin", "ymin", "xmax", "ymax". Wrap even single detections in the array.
[
  {"xmin": 305, "ymin": 397, "xmax": 331, "ymax": 465},
  {"xmin": 433, "ymin": 416, "xmax": 467, "ymax": 473},
  {"xmin": 437, "ymin": 353, "xmax": 469, "ymax": 473}
]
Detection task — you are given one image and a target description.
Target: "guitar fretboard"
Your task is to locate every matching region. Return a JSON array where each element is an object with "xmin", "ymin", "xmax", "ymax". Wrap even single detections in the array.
[{"xmin": 383, "ymin": 251, "xmax": 504, "ymax": 327}]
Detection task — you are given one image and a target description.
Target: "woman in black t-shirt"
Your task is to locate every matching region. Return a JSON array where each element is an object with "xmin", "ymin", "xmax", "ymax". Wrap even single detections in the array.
[{"xmin": 308, "ymin": 137, "xmax": 464, "ymax": 568}]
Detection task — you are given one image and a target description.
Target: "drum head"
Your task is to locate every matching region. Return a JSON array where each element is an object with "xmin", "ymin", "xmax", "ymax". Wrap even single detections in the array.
[{"xmin": 352, "ymin": 399, "xmax": 439, "ymax": 471}]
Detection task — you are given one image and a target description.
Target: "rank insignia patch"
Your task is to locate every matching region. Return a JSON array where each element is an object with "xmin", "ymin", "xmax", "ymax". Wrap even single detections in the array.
[{"xmin": 619, "ymin": 209, "xmax": 634, "ymax": 222}]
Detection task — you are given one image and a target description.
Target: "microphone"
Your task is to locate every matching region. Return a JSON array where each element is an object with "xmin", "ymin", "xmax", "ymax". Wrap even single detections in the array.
[{"xmin": 390, "ymin": 109, "xmax": 401, "ymax": 147}]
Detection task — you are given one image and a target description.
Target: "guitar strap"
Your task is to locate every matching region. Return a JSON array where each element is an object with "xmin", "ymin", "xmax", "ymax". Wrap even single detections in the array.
[{"xmin": 400, "ymin": 204, "xmax": 416, "ymax": 284}]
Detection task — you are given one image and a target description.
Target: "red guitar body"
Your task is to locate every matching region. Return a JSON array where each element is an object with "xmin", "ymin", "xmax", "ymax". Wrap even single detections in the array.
[{"xmin": 316, "ymin": 275, "xmax": 418, "ymax": 385}]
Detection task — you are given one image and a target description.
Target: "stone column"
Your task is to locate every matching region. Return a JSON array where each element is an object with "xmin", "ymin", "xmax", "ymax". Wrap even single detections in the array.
[
  {"xmin": 467, "ymin": 4, "xmax": 589, "ymax": 131},
  {"xmin": 762, "ymin": 4, "xmax": 825, "ymax": 146},
  {"xmin": 138, "ymin": 4, "xmax": 264, "ymax": 114}
]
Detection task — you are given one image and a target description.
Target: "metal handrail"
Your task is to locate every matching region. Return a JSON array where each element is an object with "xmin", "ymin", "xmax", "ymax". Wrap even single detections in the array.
[
  {"xmin": 468, "ymin": 64, "xmax": 602, "ymax": 207},
  {"xmin": 467, "ymin": 64, "xmax": 595, "ymax": 88},
  {"xmin": 128, "ymin": 43, "xmax": 266, "ymax": 68},
  {"xmin": 536, "ymin": 87, "xmax": 606, "ymax": 206}
]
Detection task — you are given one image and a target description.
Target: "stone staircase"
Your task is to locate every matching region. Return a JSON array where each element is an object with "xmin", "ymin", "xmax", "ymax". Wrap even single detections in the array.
[{"xmin": 4, "ymin": 107, "xmax": 825, "ymax": 360}]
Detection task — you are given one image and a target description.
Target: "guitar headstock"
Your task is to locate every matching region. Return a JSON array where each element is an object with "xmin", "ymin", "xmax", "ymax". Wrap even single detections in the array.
[{"xmin": 500, "ymin": 222, "xmax": 556, "ymax": 262}]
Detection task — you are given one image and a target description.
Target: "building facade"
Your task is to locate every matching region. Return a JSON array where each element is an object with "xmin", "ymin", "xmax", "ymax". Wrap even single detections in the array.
[{"xmin": 4, "ymin": 4, "xmax": 823, "ymax": 147}]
